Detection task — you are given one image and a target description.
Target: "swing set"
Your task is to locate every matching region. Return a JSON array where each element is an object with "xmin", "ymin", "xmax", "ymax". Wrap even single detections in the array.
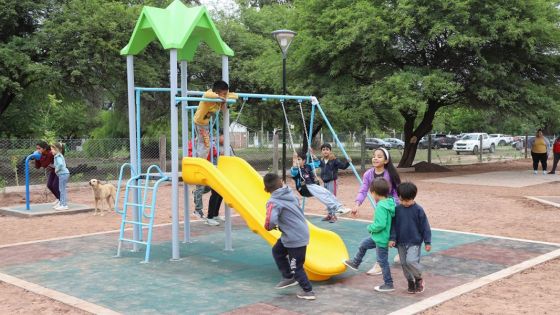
[{"xmin": 114, "ymin": 0, "xmax": 373, "ymax": 280}]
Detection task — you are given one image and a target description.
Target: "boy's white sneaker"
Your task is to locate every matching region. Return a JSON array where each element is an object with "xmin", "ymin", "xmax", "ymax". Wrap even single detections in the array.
[
  {"xmin": 336, "ymin": 207, "xmax": 352, "ymax": 215},
  {"xmin": 54, "ymin": 205, "xmax": 68, "ymax": 211},
  {"xmin": 393, "ymin": 255, "xmax": 401, "ymax": 264},
  {"xmin": 205, "ymin": 218, "xmax": 220, "ymax": 226},
  {"xmin": 366, "ymin": 263, "xmax": 382, "ymax": 275}
]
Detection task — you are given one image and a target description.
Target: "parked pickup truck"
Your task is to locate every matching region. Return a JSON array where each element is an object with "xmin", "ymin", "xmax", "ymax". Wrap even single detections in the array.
[
  {"xmin": 418, "ymin": 134, "xmax": 456, "ymax": 149},
  {"xmin": 489, "ymin": 134, "xmax": 513, "ymax": 146},
  {"xmin": 453, "ymin": 133, "xmax": 498, "ymax": 155}
]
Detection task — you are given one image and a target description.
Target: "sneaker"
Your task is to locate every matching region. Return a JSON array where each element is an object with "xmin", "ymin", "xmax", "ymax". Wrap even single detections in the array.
[
  {"xmin": 205, "ymin": 218, "xmax": 220, "ymax": 226},
  {"xmin": 329, "ymin": 215, "xmax": 337, "ymax": 223},
  {"xmin": 296, "ymin": 290, "xmax": 316, "ymax": 300},
  {"xmin": 416, "ymin": 279, "xmax": 425, "ymax": 293},
  {"xmin": 548, "ymin": 171, "xmax": 555, "ymax": 174},
  {"xmin": 217, "ymin": 216, "xmax": 226, "ymax": 221},
  {"xmin": 336, "ymin": 207, "xmax": 352, "ymax": 215},
  {"xmin": 374, "ymin": 283, "xmax": 395, "ymax": 292},
  {"xmin": 393, "ymin": 255, "xmax": 401, "ymax": 264},
  {"xmin": 543, "ymin": 171, "xmax": 547, "ymax": 175},
  {"xmin": 52, "ymin": 199, "xmax": 60, "ymax": 206},
  {"xmin": 52, "ymin": 201, "xmax": 60, "ymax": 209},
  {"xmin": 192, "ymin": 210, "xmax": 204, "ymax": 219},
  {"xmin": 533, "ymin": 170, "xmax": 538, "ymax": 175},
  {"xmin": 343, "ymin": 259, "xmax": 359, "ymax": 271},
  {"xmin": 275, "ymin": 277, "xmax": 298, "ymax": 289},
  {"xmin": 366, "ymin": 263, "xmax": 382, "ymax": 275},
  {"xmin": 407, "ymin": 280, "xmax": 416, "ymax": 294},
  {"xmin": 321, "ymin": 214, "xmax": 332, "ymax": 221},
  {"xmin": 54, "ymin": 205, "xmax": 68, "ymax": 211}
]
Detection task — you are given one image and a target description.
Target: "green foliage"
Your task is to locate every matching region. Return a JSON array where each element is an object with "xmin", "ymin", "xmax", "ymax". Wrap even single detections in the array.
[
  {"xmin": 293, "ymin": 0, "xmax": 560, "ymax": 166},
  {"xmin": 0, "ymin": 0, "xmax": 55, "ymax": 116}
]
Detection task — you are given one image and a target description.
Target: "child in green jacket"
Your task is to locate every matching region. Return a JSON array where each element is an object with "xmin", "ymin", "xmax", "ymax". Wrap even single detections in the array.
[{"xmin": 344, "ymin": 178, "xmax": 396, "ymax": 292}]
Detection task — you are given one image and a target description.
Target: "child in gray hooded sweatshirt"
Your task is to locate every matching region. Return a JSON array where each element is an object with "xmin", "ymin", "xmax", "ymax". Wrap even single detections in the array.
[{"xmin": 264, "ymin": 173, "xmax": 315, "ymax": 300}]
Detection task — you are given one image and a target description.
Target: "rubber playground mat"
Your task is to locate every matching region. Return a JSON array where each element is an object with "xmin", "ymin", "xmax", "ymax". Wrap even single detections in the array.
[{"xmin": 0, "ymin": 216, "xmax": 558, "ymax": 314}]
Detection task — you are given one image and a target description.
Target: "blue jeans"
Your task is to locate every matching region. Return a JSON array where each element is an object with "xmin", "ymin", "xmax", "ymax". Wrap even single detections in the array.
[
  {"xmin": 58, "ymin": 173, "xmax": 70, "ymax": 206},
  {"xmin": 193, "ymin": 185, "xmax": 211, "ymax": 212},
  {"xmin": 195, "ymin": 123, "xmax": 210, "ymax": 159},
  {"xmin": 352, "ymin": 236, "xmax": 392, "ymax": 285},
  {"xmin": 376, "ymin": 246, "xmax": 393, "ymax": 285}
]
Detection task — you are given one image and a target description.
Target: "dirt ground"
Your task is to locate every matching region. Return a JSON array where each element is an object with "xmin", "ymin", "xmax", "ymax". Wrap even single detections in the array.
[{"xmin": 1, "ymin": 158, "xmax": 559, "ymax": 314}]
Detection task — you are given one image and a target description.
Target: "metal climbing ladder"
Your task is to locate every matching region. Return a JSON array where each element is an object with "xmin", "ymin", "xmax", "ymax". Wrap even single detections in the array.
[{"xmin": 114, "ymin": 163, "xmax": 169, "ymax": 263}]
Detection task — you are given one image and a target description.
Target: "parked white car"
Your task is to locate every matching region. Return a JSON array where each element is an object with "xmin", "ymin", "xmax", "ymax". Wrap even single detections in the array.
[
  {"xmin": 453, "ymin": 133, "xmax": 497, "ymax": 154},
  {"xmin": 383, "ymin": 138, "xmax": 405, "ymax": 149},
  {"xmin": 489, "ymin": 134, "xmax": 513, "ymax": 146}
]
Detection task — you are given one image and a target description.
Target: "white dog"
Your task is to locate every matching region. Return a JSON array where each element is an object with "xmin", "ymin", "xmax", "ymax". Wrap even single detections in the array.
[{"xmin": 89, "ymin": 179, "xmax": 116, "ymax": 216}]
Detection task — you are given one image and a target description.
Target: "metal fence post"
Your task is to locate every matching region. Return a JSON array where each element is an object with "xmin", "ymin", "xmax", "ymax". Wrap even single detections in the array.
[
  {"xmin": 479, "ymin": 134, "xmax": 483, "ymax": 162},
  {"xmin": 361, "ymin": 134, "xmax": 366, "ymax": 173},
  {"xmin": 272, "ymin": 132, "xmax": 279, "ymax": 174},
  {"xmin": 428, "ymin": 134, "xmax": 432, "ymax": 164},
  {"xmin": 159, "ymin": 135, "xmax": 167, "ymax": 172},
  {"xmin": 525, "ymin": 133, "xmax": 529, "ymax": 159}
]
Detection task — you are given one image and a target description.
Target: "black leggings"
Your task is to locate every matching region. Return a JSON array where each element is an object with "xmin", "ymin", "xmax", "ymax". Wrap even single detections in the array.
[
  {"xmin": 47, "ymin": 171, "xmax": 60, "ymax": 199},
  {"xmin": 531, "ymin": 152, "xmax": 547, "ymax": 171},
  {"xmin": 207, "ymin": 189, "xmax": 223, "ymax": 219},
  {"xmin": 551, "ymin": 153, "xmax": 560, "ymax": 173}
]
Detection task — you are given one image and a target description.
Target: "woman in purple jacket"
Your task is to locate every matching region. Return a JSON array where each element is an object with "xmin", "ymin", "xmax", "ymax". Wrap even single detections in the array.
[{"xmin": 351, "ymin": 147, "xmax": 401, "ymax": 275}]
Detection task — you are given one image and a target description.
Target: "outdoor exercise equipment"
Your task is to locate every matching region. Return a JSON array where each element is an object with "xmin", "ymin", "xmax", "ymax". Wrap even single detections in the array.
[{"xmin": 24, "ymin": 151, "xmax": 42, "ymax": 210}]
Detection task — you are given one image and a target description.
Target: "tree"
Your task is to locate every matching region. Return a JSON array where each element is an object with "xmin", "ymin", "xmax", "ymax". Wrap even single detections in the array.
[
  {"xmin": 0, "ymin": 0, "xmax": 55, "ymax": 116},
  {"xmin": 295, "ymin": 0, "xmax": 560, "ymax": 166}
]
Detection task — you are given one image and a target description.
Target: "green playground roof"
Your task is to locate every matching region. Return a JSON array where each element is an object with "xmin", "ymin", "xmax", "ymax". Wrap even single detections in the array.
[{"xmin": 120, "ymin": 0, "xmax": 234, "ymax": 61}]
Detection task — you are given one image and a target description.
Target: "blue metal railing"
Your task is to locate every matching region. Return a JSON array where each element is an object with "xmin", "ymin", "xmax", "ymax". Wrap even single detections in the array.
[
  {"xmin": 24, "ymin": 152, "xmax": 42, "ymax": 210},
  {"xmin": 115, "ymin": 163, "xmax": 169, "ymax": 263}
]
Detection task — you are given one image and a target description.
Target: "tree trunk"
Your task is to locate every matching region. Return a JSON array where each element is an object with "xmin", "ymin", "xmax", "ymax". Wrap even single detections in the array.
[
  {"xmin": 398, "ymin": 100, "xmax": 440, "ymax": 167},
  {"xmin": 302, "ymin": 122, "xmax": 323, "ymax": 154},
  {"xmin": 0, "ymin": 91, "xmax": 16, "ymax": 117}
]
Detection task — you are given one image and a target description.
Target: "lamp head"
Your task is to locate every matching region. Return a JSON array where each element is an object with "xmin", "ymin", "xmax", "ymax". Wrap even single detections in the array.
[{"xmin": 272, "ymin": 29, "xmax": 297, "ymax": 57}]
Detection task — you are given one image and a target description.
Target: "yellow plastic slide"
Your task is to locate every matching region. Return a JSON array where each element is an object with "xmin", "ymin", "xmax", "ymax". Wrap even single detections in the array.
[{"xmin": 182, "ymin": 156, "xmax": 349, "ymax": 281}]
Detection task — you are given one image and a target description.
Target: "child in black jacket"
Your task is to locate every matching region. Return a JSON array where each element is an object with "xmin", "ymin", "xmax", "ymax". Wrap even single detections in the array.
[{"xmin": 319, "ymin": 143, "xmax": 351, "ymax": 197}]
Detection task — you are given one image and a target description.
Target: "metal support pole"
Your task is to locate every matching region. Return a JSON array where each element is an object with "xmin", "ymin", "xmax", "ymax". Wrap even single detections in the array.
[
  {"xmin": 315, "ymin": 103, "xmax": 375, "ymax": 208},
  {"xmin": 525, "ymin": 133, "xmax": 529, "ymax": 159},
  {"xmin": 180, "ymin": 60, "xmax": 191, "ymax": 244},
  {"xmin": 428, "ymin": 134, "xmax": 432, "ymax": 164},
  {"xmin": 282, "ymin": 57, "xmax": 287, "ymax": 182},
  {"xmin": 361, "ymin": 134, "xmax": 366, "ymax": 173},
  {"xmin": 479, "ymin": 134, "xmax": 483, "ymax": 162},
  {"xmin": 222, "ymin": 55, "xmax": 233, "ymax": 251},
  {"xmin": 126, "ymin": 55, "xmax": 139, "ymax": 251},
  {"xmin": 169, "ymin": 49, "xmax": 180, "ymax": 260}
]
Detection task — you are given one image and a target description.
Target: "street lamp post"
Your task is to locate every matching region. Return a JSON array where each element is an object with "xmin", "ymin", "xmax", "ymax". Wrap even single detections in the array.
[{"xmin": 272, "ymin": 29, "xmax": 297, "ymax": 181}]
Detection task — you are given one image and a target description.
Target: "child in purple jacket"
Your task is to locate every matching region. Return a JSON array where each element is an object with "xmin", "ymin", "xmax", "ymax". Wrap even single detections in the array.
[{"xmin": 352, "ymin": 148, "xmax": 401, "ymax": 275}]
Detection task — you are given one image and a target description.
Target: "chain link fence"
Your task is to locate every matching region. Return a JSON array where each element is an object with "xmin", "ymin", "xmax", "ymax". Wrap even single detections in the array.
[
  {"xmin": 0, "ymin": 138, "xmax": 163, "ymax": 188},
  {"xmin": 0, "ymin": 133, "xmax": 541, "ymax": 189}
]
